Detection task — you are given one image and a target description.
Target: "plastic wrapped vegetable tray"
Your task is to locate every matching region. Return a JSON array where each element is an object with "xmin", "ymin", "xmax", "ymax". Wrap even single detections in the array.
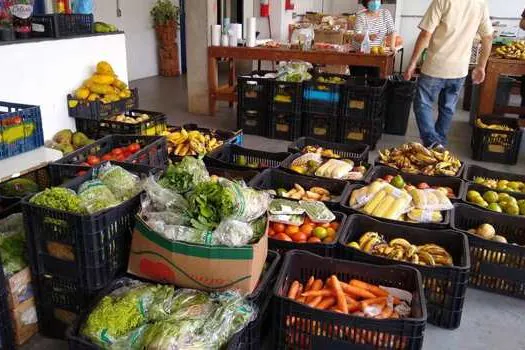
[{"xmin": 288, "ymin": 136, "xmax": 370, "ymax": 164}]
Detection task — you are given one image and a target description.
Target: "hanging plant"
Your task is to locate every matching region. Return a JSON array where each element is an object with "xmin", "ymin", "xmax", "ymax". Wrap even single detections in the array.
[{"xmin": 150, "ymin": 0, "xmax": 180, "ymax": 27}]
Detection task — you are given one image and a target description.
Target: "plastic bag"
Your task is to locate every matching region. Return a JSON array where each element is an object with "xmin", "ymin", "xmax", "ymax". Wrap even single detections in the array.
[
  {"xmin": 300, "ymin": 200, "xmax": 336, "ymax": 223},
  {"xmin": 78, "ymin": 179, "xmax": 119, "ymax": 214},
  {"xmin": 97, "ymin": 163, "xmax": 141, "ymax": 202},
  {"xmin": 0, "ymin": 213, "xmax": 27, "ymax": 276},
  {"xmin": 349, "ymin": 181, "xmax": 388, "ymax": 209},
  {"xmin": 269, "ymin": 213, "xmax": 304, "ymax": 226},
  {"xmin": 158, "ymin": 157, "xmax": 210, "ymax": 194},
  {"xmin": 213, "ymin": 219, "xmax": 254, "ymax": 246},
  {"xmin": 407, "ymin": 209, "xmax": 443, "ymax": 223},
  {"xmin": 276, "ymin": 61, "xmax": 313, "ymax": 82},
  {"xmin": 291, "ymin": 153, "xmax": 322, "ymax": 167},
  {"xmin": 269, "ymin": 199, "xmax": 305, "ymax": 215},
  {"xmin": 142, "ymin": 176, "xmax": 188, "ymax": 212},
  {"xmin": 409, "ymin": 188, "xmax": 453, "ymax": 211},
  {"xmin": 219, "ymin": 178, "xmax": 270, "ymax": 222}
]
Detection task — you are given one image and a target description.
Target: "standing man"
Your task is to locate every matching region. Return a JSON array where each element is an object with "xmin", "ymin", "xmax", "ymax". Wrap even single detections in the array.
[{"xmin": 404, "ymin": 0, "xmax": 493, "ymax": 148}]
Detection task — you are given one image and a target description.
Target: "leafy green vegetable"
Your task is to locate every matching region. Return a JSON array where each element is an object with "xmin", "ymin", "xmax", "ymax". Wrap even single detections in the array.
[
  {"xmin": 29, "ymin": 187, "xmax": 85, "ymax": 214},
  {"xmin": 186, "ymin": 181, "xmax": 234, "ymax": 230},
  {"xmin": 78, "ymin": 180, "xmax": 119, "ymax": 214},
  {"xmin": 98, "ymin": 164, "xmax": 140, "ymax": 202},
  {"xmin": 159, "ymin": 157, "xmax": 209, "ymax": 194},
  {"xmin": 0, "ymin": 213, "xmax": 27, "ymax": 276}
]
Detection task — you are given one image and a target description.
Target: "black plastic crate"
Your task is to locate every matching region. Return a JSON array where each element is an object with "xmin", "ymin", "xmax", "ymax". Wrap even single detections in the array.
[
  {"xmin": 0, "ymin": 101, "xmax": 44, "ymax": 161},
  {"xmin": 471, "ymin": 115, "xmax": 523, "ymax": 165},
  {"xmin": 302, "ymin": 113, "xmax": 339, "ymax": 142},
  {"xmin": 272, "ymin": 250, "xmax": 427, "ymax": 350},
  {"xmin": 339, "ymin": 117, "xmax": 383, "ymax": 149},
  {"xmin": 268, "ymin": 212, "xmax": 347, "ymax": 258},
  {"xmin": 0, "ymin": 210, "xmax": 15, "ymax": 350},
  {"xmin": 303, "ymin": 73, "xmax": 347, "ymax": 116},
  {"xmin": 365, "ymin": 165, "xmax": 466, "ymax": 201},
  {"xmin": 463, "ymin": 163, "xmax": 525, "ymax": 184},
  {"xmin": 237, "ymin": 71, "xmax": 276, "ymax": 111},
  {"xmin": 67, "ymin": 88, "xmax": 139, "ymax": 121},
  {"xmin": 207, "ymin": 166, "xmax": 259, "ymax": 183},
  {"xmin": 76, "ymin": 109, "xmax": 167, "ymax": 139},
  {"xmin": 0, "ymin": 165, "xmax": 52, "ymax": 202},
  {"xmin": 205, "ymin": 144, "xmax": 290, "ymax": 172},
  {"xmin": 247, "ymin": 250, "xmax": 281, "ymax": 308},
  {"xmin": 32, "ymin": 14, "xmax": 93, "ymax": 38},
  {"xmin": 342, "ymin": 77, "xmax": 387, "ymax": 122},
  {"xmin": 269, "ymin": 112, "xmax": 302, "ymax": 141},
  {"xmin": 249, "ymin": 168, "xmax": 351, "ymax": 209},
  {"xmin": 452, "ymin": 203, "xmax": 525, "ymax": 299},
  {"xmin": 384, "ymin": 76, "xmax": 416, "ymax": 135},
  {"xmin": 288, "ymin": 137, "xmax": 370, "ymax": 164},
  {"xmin": 49, "ymin": 135, "xmax": 167, "ymax": 183},
  {"xmin": 374, "ymin": 157, "xmax": 466, "ymax": 179},
  {"xmin": 341, "ymin": 184, "xmax": 451, "ymax": 229},
  {"xmin": 227, "ymin": 294, "xmax": 271, "ymax": 350},
  {"xmin": 22, "ymin": 162, "xmax": 157, "ymax": 292},
  {"xmin": 37, "ymin": 301, "xmax": 82, "ymax": 340},
  {"xmin": 237, "ymin": 108, "xmax": 268, "ymax": 137},
  {"xmin": 462, "ymin": 182, "xmax": 525, "ymax": 218},
  {"xmin": 271, "ymin": 81, "xmax": 303, "ymax": 114},
  {"xmin": 338, "ymin": 214, "xmax": 470, "ymax": 329}
]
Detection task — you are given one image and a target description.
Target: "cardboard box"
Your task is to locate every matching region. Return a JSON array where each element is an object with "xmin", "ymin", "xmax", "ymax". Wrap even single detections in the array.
[
  {"xmin": 11, "ymin": 297, "xmax": 38, "ymax": 346},
  {"xmin": 6, "ymin": 267, "xmax": 34, "ymax": 309},
  {"xmin": 128, "ymin": 217, "xmax": 268, "ymax": 295},
  {"xmin": 314, "ymin": 30, "xmax": 344, "ymax": 45}
]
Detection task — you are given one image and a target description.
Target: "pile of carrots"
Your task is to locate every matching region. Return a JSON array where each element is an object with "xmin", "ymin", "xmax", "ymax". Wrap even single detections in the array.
[{"xmin": 286, "ymin": 275, "xmax": 405, "ymax": 319}]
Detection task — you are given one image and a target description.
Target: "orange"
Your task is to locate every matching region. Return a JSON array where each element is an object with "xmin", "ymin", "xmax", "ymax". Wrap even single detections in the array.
[
  {"xmin": 299, "ymin": 224, "xmax": 314, "ymax": 236},
  {"xmin": 330, "ymin": 221, "xmax": 340, "ymax": 230},
  {"xmin": 285, "ymin": 225, "xmax": 300, "ymax": 235},
  {"xmin": 307, "ymin": 236, "xmax": 322, "ymax": 244},
  {"xmin": 273, "ymin": 223, "xmax": 286, "ymax": 233},
  {"xmin": 274, "ymin": 233, "xmax": 292, "ymax": 242},
  {"xmin": 268, "ymin": 227, "xmax": 275, "ymax": 237},
  {"xmin": 291, "ymin": 232, "xmax": 307, "ymax": 243},
  {"xmin": 323, "ymin": 236, "xmax": 334, "ymax": 243},
  {"xmin": 326, "ymin": 227, "xmax": 336, "ymax": 237},
  {"xmin": 313, "ymin": 227, "xmax": 328, "ymax": 240}
]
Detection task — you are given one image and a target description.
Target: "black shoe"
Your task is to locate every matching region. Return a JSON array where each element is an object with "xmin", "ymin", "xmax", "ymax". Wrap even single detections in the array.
[{"xmin": 429, "ymin": 142, "xmax": 446, "ymax": 152}]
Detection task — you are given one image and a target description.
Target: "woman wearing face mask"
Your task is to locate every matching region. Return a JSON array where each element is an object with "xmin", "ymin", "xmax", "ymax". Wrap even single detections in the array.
[{"xmin": 351, "ymin": 0, "xmax": 396, "ymax": 77}]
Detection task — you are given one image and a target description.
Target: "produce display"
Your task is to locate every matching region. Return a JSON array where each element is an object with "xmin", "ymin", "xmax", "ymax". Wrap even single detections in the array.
[
  {"xmin": 234, "ymin": 155, "xmax": 268, "ymax": 169},
  {"xmin": 285, "ymin": 275, "xmax": 412, "ymax": 319},
  {"xmin": 162, "ymin": 128, "xmax": 224, "ymax": 157},
  {"xmin": 73, "ymin": 143, "xmax": 143, "ymax": 169},
  {"xmin": 47, "ymin": 129, "xmax": 95, "ymax": 155},
  {"xmin": 108, "ymin": 112, "xmax": 151, "ymax": 124},
  {"xmin": 141, "ymin": 157, "xmax": 270, "ymax": 246},
  {"xmin": 268, "ymin": 199, "xmax": 339, "ymax": 244},
  {"xmin": 301, "ymin": 145, "xmax": 341, "ymax": 159},
  {"xmin": 80, "ymin": 278, "xmax": 256, "ymax": 349},
  {"xmin": 493, "ymin": 40, "xmax": 525, "ymax": 60},
  {"xmin": 0, "ymin": 213, "xmax": 27, "ymax": 276},
  {"xmin": 473, "ymin": 176, "xmax": 525, "ymax": 194},
  {"xmin": 467, "ymin": 223, "xmax": 513, "ymax": 244},
  {"xmin": 349, "ymin": 180, "xmax": 453, "ymax": 224},
  {"xmin": 69, "ymin": 61, "xmax": 132, "ymax": 106},
  {"xmin": 475, "ymin": 118, "xmax": 515, "ymax": 131},
  {"xmin": 289, "ymin": 153, "xmax": 367, "ymax": 180},
  {"xmin": 275, "ymin": 62, "xmax": 312, "ymax": 83},
  {"xmin": 466, "ymin": 189, "xmax": 525, "ymax": 215},
  {"xmin": 274, "ymin": 184, "xmax": 333, "ymax": 202},
  {"xmin": 347, "ymin": 233, "xmax": 453, "ymax": 266},
  {"xmin": 317, "ymin": 75, "xmax": 345, "ymax": 85},
  {"xmin": 380, "ymin": 174, "xmax": 456, "ymax": 198},
  {"xmin": 378, "ymin": 142, "xmax": 462, "ymax": 176}
]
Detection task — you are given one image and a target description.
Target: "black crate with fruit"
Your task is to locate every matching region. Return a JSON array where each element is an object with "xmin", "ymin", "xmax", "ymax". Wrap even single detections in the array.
[
  {"xmin": 452, "ymin": 203, "xmax": 525, "ymax": 299},
  {"xmin": 463, "ymin": 164, "xmax": 525, "ymax": 195},
  {"xmin": 302, "ymin": 113, "xmax": 338, "ymax": 142},
  {"xmin": 302, "ymin": 73, "xmax": 347, "ymax": 116},
  {"xmin": 338, "ymin": 118, "xmax": 383, "ymax": 149},
  {"xmin": 237, "ymin": 71, "xmax": 276, "ymax": 111},
  {"xmin": 471, "ymin": 116, "xmax": 523, "ymax": 165},
  {"xmin": 338, "ymin": 214, "xmax": 470, "ymax": 329},
  {"xmin": 272, "ymin": 250, "xmax": 427, "ymax": 350},
  {"xmin": 205, "ymin": 144, "xmax": 290, "ymax": 172},
  {"xmin": 342, "ymin": 77, "xmax": 387, "ymax": 122},
  {"xmin": 463, "ymin": 183, "xmax": 525, "ymax": 217},
  {"xmin": 269, "ymin": 112, "xmax": 302, "ymax": 141},
  {"xmin": 288, "ymin": 137, "xmax": 370, "ymax": 164},
  {"xmin": 238, "ymin": 108, "xmax": 268, "ymax": 137},
  {"xmin": 270, "ymin": 80, "xmax": 303, "ymax": 114}
]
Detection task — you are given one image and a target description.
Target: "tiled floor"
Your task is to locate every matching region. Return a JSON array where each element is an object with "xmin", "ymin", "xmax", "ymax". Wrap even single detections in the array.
[{"xmin": 23, "ymin": 74, "xmax": 525, "ymax": 350}]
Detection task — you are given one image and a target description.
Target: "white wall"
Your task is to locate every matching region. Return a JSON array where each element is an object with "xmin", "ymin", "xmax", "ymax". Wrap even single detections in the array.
[
  {"xmin": 94, "ymin": 0, "xmax": 181, "ymax": 81},
  {"xmin": 0, "ymin": 34, "xmax": 128, "ymax": 140}
]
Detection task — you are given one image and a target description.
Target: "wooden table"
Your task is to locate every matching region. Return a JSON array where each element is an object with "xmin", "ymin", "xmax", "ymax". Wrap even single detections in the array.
[
  {"xmin": 478, "ymin": 57, "xmax": 525, "ymax": 116},
  {"xmin": 207, "ymin": 46, "xmax": 396, "ymax": 116}
]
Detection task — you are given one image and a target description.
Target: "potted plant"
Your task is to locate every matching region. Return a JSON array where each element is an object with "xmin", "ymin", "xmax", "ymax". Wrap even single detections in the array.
[{"xmin": 150, "ymin": 0, "xmax": 180, "ymax": 76}]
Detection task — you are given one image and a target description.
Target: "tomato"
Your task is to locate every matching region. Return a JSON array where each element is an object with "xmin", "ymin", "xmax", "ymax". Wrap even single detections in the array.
[
  {"xmin": 272, "ymin": 223, "xmax": 286, "ymax": 233},
  {"xmin": 127, "ymin": 143, "xmax": 141, "ymax": 153},
  {"xmin": 122, "ymin": 151, "xmax": 132, "ymax": 159},
  {"xmin": 285, "ymin": 225, "xmax": 300, "ymax": 236},
  {"xmin": 116, "ymin": 154, "xmax": 126, "ymax": 162},
  {"xmin": 291, "ymin": 232, "xmax": 307, "ymax": 243},
  {"xmin": 87, "ymin": 155, "xmax": 101, "ymax": 166},
  {"xmin": 79, "ymin": 162, "xmax": 91, "ymax": 167},
  {"xmin": 268, "ymin": 227, "xmax": 275, "ymax": 237},
  {"xmin": 102, "ymin": 154, "xmax": 113, "ymax": 161},
  {"xmin": 111, "ymin": 147, "xmax": 123, "ymax": 156},
  {"xmin": 307, "ymin": 236, "xmax": 322, "ymax": 244},
  {"xmin": 326, "ymin": 227, "xmax": 336, "ymax": 238},
  {"xmin": 299, "ymin": 224, "xmax": 314, "ymax": 236},
  {"xmin": 323, "ymin": 237, "xmax": 334, "ymax": 243},
  {"xmin": 329, "ymin": 222, "xmax": 340, "ymax": 230},
  {"xmin": 274, "ymin": 233, "xmax": 292, "ymax": 242}
]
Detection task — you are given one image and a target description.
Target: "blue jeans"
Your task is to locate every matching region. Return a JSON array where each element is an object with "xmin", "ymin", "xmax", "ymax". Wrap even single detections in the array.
[{"xmin": 414, "ymin": 74, "xmax": 466, "ymax": 147}]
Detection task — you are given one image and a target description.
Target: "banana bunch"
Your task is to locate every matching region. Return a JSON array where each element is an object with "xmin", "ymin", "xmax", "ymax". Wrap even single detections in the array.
[
  {"xmin": 475, "ymin": 118, "xmax": 514, "ymax": 131},
  {"xmin": 302, "ymin": 145, "xmax": 341, "ymax": 159},
  {"xmin": 348, "ymin": 233, "xmax": 453, "ymax": 267},
  {"xmin": 494, "ymin": 41, "xmax": 525, "ymax": 60},
  {"xmin": 378, "ymin": 142, "xmax": 461, "ymax": 176},
  {"xmin": 163, "ymin": 128, "xmax": 223, "ymax": 157}
]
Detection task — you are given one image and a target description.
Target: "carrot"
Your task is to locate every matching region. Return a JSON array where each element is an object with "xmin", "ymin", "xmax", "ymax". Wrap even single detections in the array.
[
  {"xmin": 349, "ymin": 279, "xmax": 389, "ymax": 297},
  {"xmin": 345, "ymin": 294, "xmax": 357, "ymax": 304},
  {"xmin": 288, "ymin": 281, "xmax": 300, "ymax": 300},
  {"xmin": 330, "ymin": 275, "xmax": 348, "ymax": 314},
  {"xmin": 376, "ymin": 306, "xmax": 394, "ymax": 319},
  {"xmin": 304, "ymin": 276, "xmax": 315, "ymax": 291},
  {"xmin": 340, "ymin": 282, "xmax": 376, "ymax": 299},
  {"xmin": 330, "ymin": 307, "xmax": 345, "ymax": 314},
  {"xmin": 306, "ymin": 279, "xmax": 323, "ymax": 303},
  {"xmin": 307, "ymin": 295, "xmax": 323, "ymax": 308},
  {"xmin": 361, "ymin": 297, "xmax": 387, "ymax": 309},
  {"xmin": 348, "ymin": 301, "xmax": 361, "ymax": 313},
  {"xmin": 301, "ymin": 289, "xmax": 333, "ymax": 298},
  {"xmin": 296, "ymin": 296, "xmax": 306, "ymax": 303},
  {"xmin": 297, "ymin": 283, "xmax": 304, "ymax": 296},
  {"xmin": 316, "ymin": 297, "xmax": 336, "ymax": 310}
]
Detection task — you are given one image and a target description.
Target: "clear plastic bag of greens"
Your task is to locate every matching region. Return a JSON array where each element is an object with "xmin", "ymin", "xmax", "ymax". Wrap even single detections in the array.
[
  {"xmin": 213, "ymin": 219, "xmax": 254, "ymax": 246},
  {"xmin": 269, "ymin": 198, "xmax": 305, "ymax": 215},
  {"xmin": 0, "ymin": 213, "xmax": 27, "ymax": 276},
  {"xmin": 97, "ymin": 163, "xmax": 141, "ymax": 202},
  {"xmin": 158, "ymin": 157, "xmax": 210, "ymax": 194},
  {"xmin": 219, "ymin": 178, "xmax": 270, "ymax": 222},
  {"xmin": 146, "ymin": 220, "xmax": 210, "ymax": 245},
  {"xmin": 142, "ymin": 176, "xmax": 188, "ymax": 212},
  {"xmin": 78, "ymin": 179, "xmax": 120, "ymax": 214}
]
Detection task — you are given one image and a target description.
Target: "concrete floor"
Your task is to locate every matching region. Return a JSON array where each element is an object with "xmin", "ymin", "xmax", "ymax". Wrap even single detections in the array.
[{"xmin": 23, "ymin": 74, "xmax": 525, "ymax": 350}]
